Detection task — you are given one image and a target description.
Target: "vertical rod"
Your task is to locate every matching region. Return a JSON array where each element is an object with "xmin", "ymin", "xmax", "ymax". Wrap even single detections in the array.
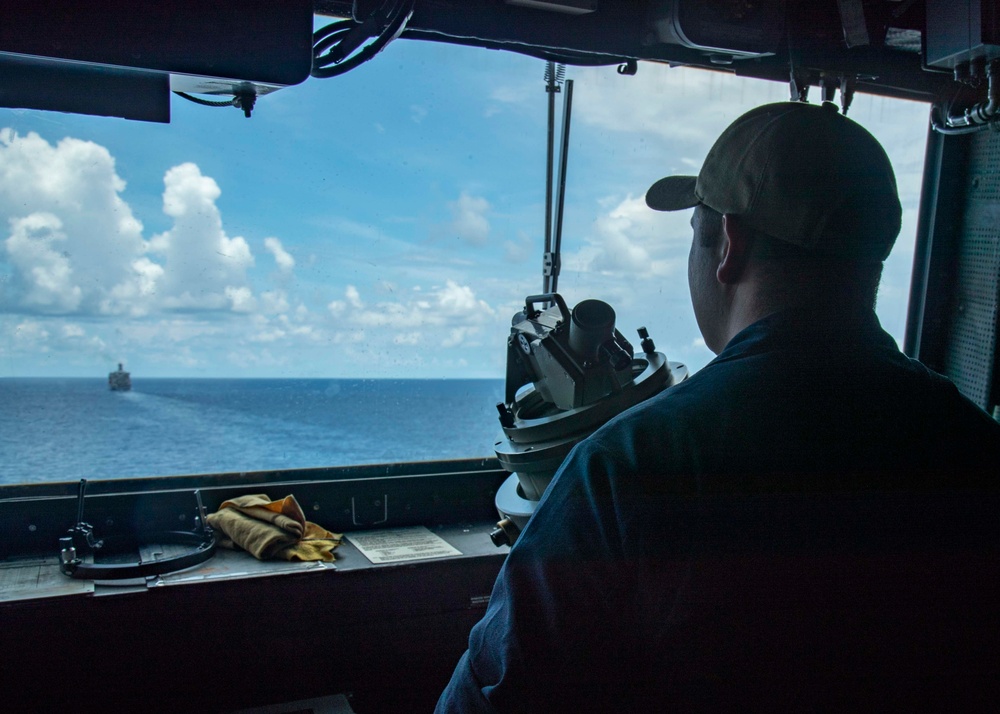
[
  {"xmin": 551, "ymin": 79, "xmax": 574, "ymax": 295},
  {"xmin": 543, "ymin": 62, "xmax": 557, "ymax": 294},
  {"xmin": 903, "ymin": 113, "xmax": 943, "ymax": 359},
  {"xmin": 75, "ymin": 478, "xmax": 88, "ymax": 525},
  {"xmin": 194, "ymin": 489, "xmax": 210, "ymax": 535}
]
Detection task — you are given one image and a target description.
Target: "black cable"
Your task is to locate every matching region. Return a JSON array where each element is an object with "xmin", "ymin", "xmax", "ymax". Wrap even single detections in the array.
[
  {"xmin": 313, "ymin": 1, "xmax": 412, "ymax": 76},
  {"xmin": 313, "ymin": 20, "xmax": 356, "ymax": 62},
  {"xmin": 514, "ymin": 47, "xmax": 630, "ymax": 68},
  {"xmin": 400, "ymin": 27, "xmax": 631, "ymax": 68},
  {"xmin": 311, "ymin": 0, "xmax": 415, "ymax": 79},
  {"xmin": 173, "ymin": 91, "xmax": 234, "ymax": 108}
]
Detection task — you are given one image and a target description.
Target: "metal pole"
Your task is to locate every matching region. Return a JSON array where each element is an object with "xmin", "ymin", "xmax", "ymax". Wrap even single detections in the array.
[
  {"xmin": 543, "ymin": 61, "xmax": 557, "ymax": 294},
  {"xmin": 551, "ymin": 79, "xmax": 573, "ymax": 295}
]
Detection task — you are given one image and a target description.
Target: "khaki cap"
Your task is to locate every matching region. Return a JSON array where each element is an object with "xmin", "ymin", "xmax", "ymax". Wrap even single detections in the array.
[{"xmin": 645, "ymin": 101, "xmax": 902, "ymax": 261}]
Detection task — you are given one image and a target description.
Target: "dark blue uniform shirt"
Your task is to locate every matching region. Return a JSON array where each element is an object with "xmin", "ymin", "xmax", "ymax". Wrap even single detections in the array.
[{"xmin": 437, "ymin": 305, "xmax": 1000, "ymax": 713}]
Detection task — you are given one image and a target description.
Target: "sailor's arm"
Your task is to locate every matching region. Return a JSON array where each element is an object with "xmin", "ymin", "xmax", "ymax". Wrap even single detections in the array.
[{"xmin": 435, "ymin": 431, "xmax": 688, "ymax": 713}]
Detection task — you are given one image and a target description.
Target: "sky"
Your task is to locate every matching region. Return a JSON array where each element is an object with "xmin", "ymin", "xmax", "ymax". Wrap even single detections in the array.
[{"xmin": 0, "ymin": 36, "xmax": 931, "ymax": 379}]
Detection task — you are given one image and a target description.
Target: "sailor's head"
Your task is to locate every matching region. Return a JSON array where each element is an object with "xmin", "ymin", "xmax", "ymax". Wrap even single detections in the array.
[
  {"xmin": 646, "ymin": 100, "xmax": 901, "ymax": 260},
  {"xmin": 645, "ymin": 101, "xmax": 902, "ymax": 352}
]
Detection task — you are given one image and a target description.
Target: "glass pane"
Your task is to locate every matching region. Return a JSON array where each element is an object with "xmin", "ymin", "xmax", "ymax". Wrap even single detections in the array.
[{"xmin": 0, "ymin": 40, "xmax": 928, "ymax": 485}]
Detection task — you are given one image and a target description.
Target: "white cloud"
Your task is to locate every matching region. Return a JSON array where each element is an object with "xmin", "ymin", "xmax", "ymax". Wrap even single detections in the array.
[
  {"xmin": 442, "ymin": 326, "xmax": 475, "ymax": 349},
  {"xmin": 437, "ymin": 280, "xmax": 486, "ymax": 315},
  {"xmin": 564, "ymin": 194, "xmax": 689, "ymax": 278},
  {"xmin": 162, "ymin": 161, "xmax": 220, "ymax": 217},
  {"xmin": 3, "ymin": 316, "xmax": 109, "ymax": 362},
  {"xmin": 0, "ymin": 133, "xmax": 271, "ymax": 320},
  {"xmin": 0, "ymin": 129, "xmax": 149, "ymax": 315},
  {"xmin": 102, "ymin": 257, "xmax": 164, "ymax": 317},
  {"xmin": 326, "ymin": 280, "xmax": 497, "ymax": 346},
  {"xmin": 61, "ymin": 323, "xmax": 85, "ymax": 339},
  {"xmin": 150, "ymin": 163, "xmax": 254, "ymax": 312},
  {"xmin": 264, "ymin": 236, "xmax": 295, "ymax": 273},
  {"xmin": 225, "ymin": 285, "xmax": 256, "ymax": 313},
  {"xmin": 447, "ymin": 192, "xmax": 491, "ymax": 245},
  {"xmin": 314, "ymin": 279, "xmax": 509, "ymax": 376},
  {"xmin": 11, "ymin": 319, "xmax": 50, "ymax": 346},
  {"xmin": 572, "ymin": 65, "xmax": 787, "ymax": 149},
  {"xmin": 5, "ymin": 213, "xmax": 82, "ymax": 312},
  {"xmin": 259, "ymin": 290, "xmax": 290, "ymax": 315},
  {"xmin": 244, "ymin": 318, "xmax": 312, "ymax": 350}
]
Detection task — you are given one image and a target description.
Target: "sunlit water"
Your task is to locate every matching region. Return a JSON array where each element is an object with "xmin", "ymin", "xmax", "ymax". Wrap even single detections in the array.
[{"xmin": 0, "ymin": 378, "xmax": 505, "ymax": 484}]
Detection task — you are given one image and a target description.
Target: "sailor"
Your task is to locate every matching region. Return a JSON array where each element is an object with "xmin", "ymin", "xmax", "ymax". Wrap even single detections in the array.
[{"xmin": 436, "ymin": 101, "xmax": 1000, "ymax": 712}]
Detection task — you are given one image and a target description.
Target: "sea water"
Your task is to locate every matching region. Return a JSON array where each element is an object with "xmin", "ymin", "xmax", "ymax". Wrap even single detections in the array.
[{"xmin": 0, "ymin": 378, "xmax": 505, "ymax": 485}]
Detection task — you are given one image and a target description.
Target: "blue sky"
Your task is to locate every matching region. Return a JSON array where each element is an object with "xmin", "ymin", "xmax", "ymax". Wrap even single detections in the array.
[{"xmin": 0, "ymin": 37, "xmax": 930, "ymax": 379}]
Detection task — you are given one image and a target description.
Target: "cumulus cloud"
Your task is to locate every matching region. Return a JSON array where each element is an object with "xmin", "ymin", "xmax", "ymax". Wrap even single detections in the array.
[
  {"xmin": 326, "ymin": 280, "xmax": 497, "ymax": 347},
  {"xmin": 0, "ymin": 129, "xmax": 148, "ymax": 315},
  {"xmin": 102, "ymin": 257, "xmax": 164, "ymax": 317},
  {"xmin": 5, "ymin": 213, "xmax": 82, "ymax": 312},
  {"xmin": 149, "ymin": 163, "xmax": 254, "ymax": 310},
  {"xmin": 0, "ymin": 133, "xmax": 266, "ymax": 320},
  {"xmin": 566, "ymin": 194, "xmax": 689, "ymax": 278},
  {"xmin": 447, "ymin": 192, "xmax": 491, "ymax": 245},
  {"xmin": 225, "ymin": 286, "xmax": 256, "ymax": 313}
]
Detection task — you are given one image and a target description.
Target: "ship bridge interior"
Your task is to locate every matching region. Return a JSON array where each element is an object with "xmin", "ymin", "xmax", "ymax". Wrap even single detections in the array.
[{"xmin": 2, "ymin": 2, "xmax": 999, "ymax": 712}]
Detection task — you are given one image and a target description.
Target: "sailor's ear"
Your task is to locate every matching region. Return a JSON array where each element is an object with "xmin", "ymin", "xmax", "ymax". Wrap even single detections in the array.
[{"xmin": 717, "ymin": 214, "xmax": 752, "ymax": 284}]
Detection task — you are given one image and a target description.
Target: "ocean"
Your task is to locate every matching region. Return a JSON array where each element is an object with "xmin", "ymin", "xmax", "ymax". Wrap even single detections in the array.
[{"xmin": 0, "ymin": 378, "xmax": 506, "ymax": 485}]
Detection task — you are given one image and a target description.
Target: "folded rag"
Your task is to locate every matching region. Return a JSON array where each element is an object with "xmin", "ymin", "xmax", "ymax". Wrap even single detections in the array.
[{"xmin": 206, "ymin": 493, "xmax": 342, "ymax": 562}]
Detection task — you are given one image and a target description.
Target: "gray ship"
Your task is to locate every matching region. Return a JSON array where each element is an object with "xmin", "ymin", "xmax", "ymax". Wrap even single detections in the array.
[{"xmin": 108, "ymin": 363, "xmax": 131, "ymax": 391}]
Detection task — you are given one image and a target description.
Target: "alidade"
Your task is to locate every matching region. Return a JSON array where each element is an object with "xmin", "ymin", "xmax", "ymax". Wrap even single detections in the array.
[{"xmin": 491, "ymin": 293, "xmax": 688, "ymax": 546}]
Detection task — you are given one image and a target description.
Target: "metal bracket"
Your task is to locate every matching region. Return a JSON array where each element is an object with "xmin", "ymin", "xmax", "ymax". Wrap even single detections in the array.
[
  {"xmin": 59, "ymin": 479, "xmax": 216, "ymax": 580},
  {"xmin": 543, "ymin": 251, "xmax": 561, "ymax": 277}
]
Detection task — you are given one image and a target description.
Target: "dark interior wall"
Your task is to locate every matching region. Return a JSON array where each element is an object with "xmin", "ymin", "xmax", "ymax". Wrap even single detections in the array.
[
  {"xmin": 943, "ymin": 128, "xmax": 1000, "ymax": 411},
  {"xmin": 910, "ymin": 126, "xmax": 1000, "ymax": 414}
]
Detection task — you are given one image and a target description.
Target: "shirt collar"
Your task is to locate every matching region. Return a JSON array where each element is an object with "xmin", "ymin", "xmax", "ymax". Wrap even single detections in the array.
[{"xmin": 716, "ymin": 302, "xmax": 896, "ymax": 361}]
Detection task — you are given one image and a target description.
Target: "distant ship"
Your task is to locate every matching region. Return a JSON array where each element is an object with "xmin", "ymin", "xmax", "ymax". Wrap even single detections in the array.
[{"xmin": 108, "ymin": 363, "xmax": 131, "ymax": 391}]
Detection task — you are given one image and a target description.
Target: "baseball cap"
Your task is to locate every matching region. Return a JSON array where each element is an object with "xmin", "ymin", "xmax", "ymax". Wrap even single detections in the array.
[{"xmin": 645, "ymin": 101, "xmax": 902, "ymax": 261}]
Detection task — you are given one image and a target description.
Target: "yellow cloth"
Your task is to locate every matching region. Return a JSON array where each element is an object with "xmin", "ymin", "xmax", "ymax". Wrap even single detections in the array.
[{"xmin": 206, "ymin": 494, "xmax": 341, "ymax": 562}]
